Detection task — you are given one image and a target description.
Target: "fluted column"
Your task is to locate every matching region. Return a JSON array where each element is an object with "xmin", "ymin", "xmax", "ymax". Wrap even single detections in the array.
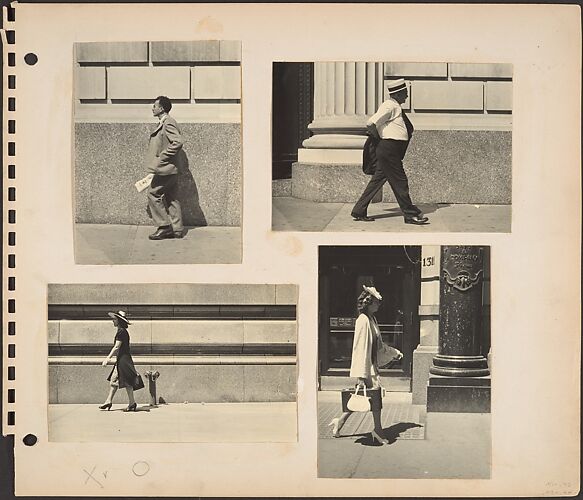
[{"xmin": 302, "ymin": 62, "xmax": 384, "ymax": 149}]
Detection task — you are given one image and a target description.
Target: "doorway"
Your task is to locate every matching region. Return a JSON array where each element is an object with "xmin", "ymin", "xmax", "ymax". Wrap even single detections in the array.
[{"xmin": 318, "ymin": 246, "xmax": 421, "ymax": 391}]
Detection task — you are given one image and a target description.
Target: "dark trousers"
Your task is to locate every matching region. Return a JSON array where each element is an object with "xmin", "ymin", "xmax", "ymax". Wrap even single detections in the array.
[
  {"xmin": 352, "ymin": 139, "xmax": 421, "ymax": 218},
  {"xmin": 147, "ymin": 174, "xmax": 183, "ymax": 231}
]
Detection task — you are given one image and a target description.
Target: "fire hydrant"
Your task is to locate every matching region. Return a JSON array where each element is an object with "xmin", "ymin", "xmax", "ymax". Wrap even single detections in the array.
[{"xmin": 144, "ymin": 370, "xmax": 160, "ymax": 407}]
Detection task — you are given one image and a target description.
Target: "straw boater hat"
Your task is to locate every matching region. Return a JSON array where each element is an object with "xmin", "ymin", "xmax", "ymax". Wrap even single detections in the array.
[
  {"xmin": 108, "ymin": 310, "xmax": 131, "ymax": 325},
  {"xmin": 387, "ymin": 78, "xmax": 408, "ymax": 94},
  {"xmin": 363, "ymin": 285, "xmax": 383, "ymax": 301}
]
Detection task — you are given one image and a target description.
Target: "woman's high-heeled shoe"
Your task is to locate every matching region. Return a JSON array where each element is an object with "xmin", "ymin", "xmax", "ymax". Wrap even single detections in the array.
[
  {"xmin": 328, "ymin": 418, "xmax": 341, "ymax": 438},
  {"xmin": 123, "ymin": 403, "xmax": 137, "ymax": 412},
  {"xmin": 371, "ymin": 430, "xmax": 389, "ymax": 445},
  {"xmin": 99, "ymin": 403, "xmax": 112, "ymax": 411}
]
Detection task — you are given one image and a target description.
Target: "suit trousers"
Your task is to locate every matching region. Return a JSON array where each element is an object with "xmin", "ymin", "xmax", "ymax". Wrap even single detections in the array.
[
  {"xmin": 147, "ymin": 174, "xmax": 183, "ymax": 231},
  {"xmin": 352, "ymin": 139, "xmax": 421, "ymax": 218}
]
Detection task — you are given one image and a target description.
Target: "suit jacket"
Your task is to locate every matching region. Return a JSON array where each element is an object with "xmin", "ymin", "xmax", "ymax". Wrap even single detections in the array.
[
  {"xmin": 147, "ymin": 115, "xmax": 183, "ymax": 176},
  {"xmin": 362, "ymin": 134, "xmax": 379, "ymax": 175}
]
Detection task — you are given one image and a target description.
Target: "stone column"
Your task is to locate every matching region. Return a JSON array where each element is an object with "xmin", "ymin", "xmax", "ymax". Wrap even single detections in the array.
[
  {"xmin": 427, "ymin": 246, "xmax": 491, "ymax": 412},
  {"xmin": 301, "ymin": 62, "xmax": 384, "ymax": 151},
  {"xmin": 293, "ymin": 62, "xmax": 385, "ymax": 202}
]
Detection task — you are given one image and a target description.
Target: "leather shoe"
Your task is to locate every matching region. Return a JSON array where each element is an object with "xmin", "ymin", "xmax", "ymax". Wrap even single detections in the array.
[
  {"xmin": 404, "ymin": 215, "xmax": 429, "ymax": 225},
  {"xmin": 173, "ymin": 231, "xmax": 184, "ymax": 239},
  {"xmin": 149, "ymin": 226, "xmax": 174, "ymax": 240},
  {"xmin": 352, "ymin": 214, "xmax": 375, "ymax": 222}
]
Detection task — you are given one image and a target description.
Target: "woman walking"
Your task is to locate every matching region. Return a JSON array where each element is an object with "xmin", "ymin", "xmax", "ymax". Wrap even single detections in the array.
[
  {"xmin": 99, "ymin": 310, "xmax": 144, "ymax": 412},
  {"xmin": 329, "ymin": 286, "xmax": 402, "ymax": 444}
]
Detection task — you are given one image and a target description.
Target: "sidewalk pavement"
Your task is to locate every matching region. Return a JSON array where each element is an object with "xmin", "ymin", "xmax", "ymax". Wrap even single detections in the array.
[
  {"xmin": 273, "ymin": 197, "xmax": 511, "ymax": 232},
  {"xmin": 75, "ymin": 224, "xmax": 241, "ymax": 264},
  {"xmin": 48, "ymin": 402, "xmax": 296, "ymax": 442},
  {"xmin": 318, "ymin": 391, "xmax": 491, "ymax": 479}
]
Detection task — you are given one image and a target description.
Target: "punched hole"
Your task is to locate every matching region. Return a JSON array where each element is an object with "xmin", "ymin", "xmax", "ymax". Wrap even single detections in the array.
[
  {"xmin": 8, "ymin": 232, "xmax": 16, "ymax": 246},
  {"xmin": 8, "ymin": 322, "xmax": 15, "ymax": 335},
  {"xmin": 8, "ymin": 366, "xmax": 15, "ymax": 380},
  {"xmin": 8, "ymin": 413, "xmax": 15, "ymax": 426},
  {"xmin": 23, "ymin": 434, "xmax": 37, "ymax": 446},
  {"xmin": 24, "ymin": 53, "xmax": 38, "ymax": 66},
  {"xmin": 8, "ymin": 75, "xmax": 16, "ymax": 89},
  {"xmin": 8, "ymin": 254, "xmax": 15, "ymax": 268},
  {"xmin": 9, "ymin": 277, "xmax": 15, "ymax": 290}
]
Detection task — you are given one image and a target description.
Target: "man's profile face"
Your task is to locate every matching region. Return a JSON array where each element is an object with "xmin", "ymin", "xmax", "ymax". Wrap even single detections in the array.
[{"xmin": 152, "ymin": 100, "xmax": 165, "ymax": 117}]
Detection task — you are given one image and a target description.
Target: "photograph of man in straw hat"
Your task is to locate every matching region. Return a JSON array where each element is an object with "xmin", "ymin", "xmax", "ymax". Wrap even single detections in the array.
[{"xmin": 272, "ymin": 61, "xmax": 512, "ymax": 232}]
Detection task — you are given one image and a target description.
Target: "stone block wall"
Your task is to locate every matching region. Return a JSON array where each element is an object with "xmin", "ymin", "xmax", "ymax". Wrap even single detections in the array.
[
  {"xmin": 74, "ymin": 41, "xmax": 241, "ymax": 226},
  {"xmin": 384, "ymin": 62, "xmax": 513, "ymax": 121},
  {"xmin": 48, "ymin": 284, "xmax": 298, "ymax": 404}
]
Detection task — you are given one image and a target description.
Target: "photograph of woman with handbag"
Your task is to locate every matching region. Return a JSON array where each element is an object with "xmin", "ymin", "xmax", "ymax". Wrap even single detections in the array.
[
  {"xmin": 99, "ymin": 310, "xmax": 144, "ymax": 412},
  {"xmin": 329, "ymin": 285, "xmax": 403, "ymax": 445}
]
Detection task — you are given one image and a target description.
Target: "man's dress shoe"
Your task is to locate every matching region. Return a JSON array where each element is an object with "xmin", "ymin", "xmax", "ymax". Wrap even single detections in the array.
[
  {"xmin": 352, "ymin": 214, "xmax": 375, "ymax": 222},
  {"xmin": 149, "ymin": 226, "xmax": 174, "ymax": 240},
  {"xmin": 404, "ymin": 215, "xmax": 429, "ymax": 225}
]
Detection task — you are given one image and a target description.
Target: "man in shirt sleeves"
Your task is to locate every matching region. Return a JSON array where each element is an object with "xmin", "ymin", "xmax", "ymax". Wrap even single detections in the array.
[
  {"xmin": 351, "ymin": 79, "xmax": 429, "ymax": 225},
  {"xmin": 146, "ymin": 95, "xmax": 185, "ymax": 240}
]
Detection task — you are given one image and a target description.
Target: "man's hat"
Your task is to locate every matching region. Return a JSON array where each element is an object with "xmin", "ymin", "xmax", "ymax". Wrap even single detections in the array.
[
  {"xmin": 387, "ymin": 78, "xmax": 408, "ymax": 94},
  {"xmin": 363, "ymin": 285, "xmax": 383, "ymax": 301},
  {"xmin": 107, "ymin": 310, "xmax": 131, "ymax": 325}
]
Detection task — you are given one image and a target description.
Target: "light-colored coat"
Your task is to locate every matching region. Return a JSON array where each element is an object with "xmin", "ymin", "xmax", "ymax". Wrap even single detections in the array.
[
  {"xmin": 146, "ymin": 115, "xmax": 184, "ymax": 176},
  {"xmin": 349, "ymin": 313, "xmax": 380, "ymax": 380}
]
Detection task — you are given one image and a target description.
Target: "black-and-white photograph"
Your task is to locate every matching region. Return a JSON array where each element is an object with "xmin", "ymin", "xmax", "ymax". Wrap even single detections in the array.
[
  {"xmin": 73, "ymin": 41, "xmax": 242, "ymax": 264},
  {"xmin": 47, "ymin": 284, "xmax": 297, "ymax": 442},
  {"xmin": 317, "ymin": 245, "xmax": 491, "ymax": 478},
  {"xmin": 272, "ymin": 62, "xmax": 512, "ymax": 232}
]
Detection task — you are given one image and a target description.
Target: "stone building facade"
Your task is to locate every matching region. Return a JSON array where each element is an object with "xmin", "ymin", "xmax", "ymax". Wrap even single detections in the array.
[
  {"xmin": 274, "ymin": 62, "xmax": 512, "ymax": 205},
  {"xmin": 74, "ymin": 41, "xmax": 241, "ymax": 227},
  {"xmin": 48, "ymin": 284, "xmax": 297, "ymax": 404}
]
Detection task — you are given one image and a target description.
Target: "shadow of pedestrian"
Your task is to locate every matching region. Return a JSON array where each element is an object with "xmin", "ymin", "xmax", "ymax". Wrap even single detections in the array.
[
  {"xmin": 177, "ymin": 150, "xmax": 207, "ymax": 228},
  {"xmin": 352, "ymin": 422, "xmax": 423, "ymax": 446},
  {"xmin": 384, "ymin": 422, "xmax": 423, "ymax": 443}
]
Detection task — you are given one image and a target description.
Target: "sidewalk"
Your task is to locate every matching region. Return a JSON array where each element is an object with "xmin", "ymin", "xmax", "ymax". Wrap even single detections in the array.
[
  {"xmin": 318, "ymin": 391, "xmax": 491, "ymax": 479},
  {"xmin": 273, "ymin": 197, "xmax": 511, "ymax": 232},
  {"xmin": 48, "ymin": 401, "xmax": 296, "ymax": 442},
  {"xmin": 74, "ymin": 224, "xmax": 241, "ymax": 264}
]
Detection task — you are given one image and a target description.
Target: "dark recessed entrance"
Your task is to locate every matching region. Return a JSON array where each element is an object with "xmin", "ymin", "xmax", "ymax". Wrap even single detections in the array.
[{"xmin": 318, "ymin": 246, "xmax": 421, "ymax": 392}]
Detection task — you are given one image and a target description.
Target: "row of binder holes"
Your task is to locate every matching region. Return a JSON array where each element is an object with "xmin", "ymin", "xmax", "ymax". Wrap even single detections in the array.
[{"xmin": 5, "ymin": 0, "xmax": 17, "ymax": 434}]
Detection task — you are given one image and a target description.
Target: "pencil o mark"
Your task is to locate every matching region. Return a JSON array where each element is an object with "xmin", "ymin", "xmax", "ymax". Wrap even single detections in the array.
[
  {"xmin": 23, "ymin": 434, "xmax": 37, "ymax": 446},
  {"xmin": 132, "ymin": 461, "xmax": 150, "ymax": 477},
  {"xmin": 24, "ymin": 53, "xmax": 38, "ymax": 65}
]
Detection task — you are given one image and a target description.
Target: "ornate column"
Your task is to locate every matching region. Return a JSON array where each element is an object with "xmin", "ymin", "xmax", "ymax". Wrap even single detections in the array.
[
  {"xmin": 427, "ymin": 246, "xmax": 491, "ymax": 412},
  {"xmin": 301, "ymin": 62, "xmax": 384, "ymax": 151},
  {"xmin": 293, "ymin": 62, "xmax": 385, "ymax": 202}
]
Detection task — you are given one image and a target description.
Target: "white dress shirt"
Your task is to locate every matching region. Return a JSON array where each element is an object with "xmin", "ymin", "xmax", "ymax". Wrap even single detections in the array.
[{"xmin": 367, "ymin": 98, "xmax": 409, "ymax": 141}]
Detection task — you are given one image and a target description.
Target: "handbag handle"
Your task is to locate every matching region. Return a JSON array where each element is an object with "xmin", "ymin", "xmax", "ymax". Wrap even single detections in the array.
[{"xmin": 353, "ymin": 384, "xmax": 368, "ymax": 397}]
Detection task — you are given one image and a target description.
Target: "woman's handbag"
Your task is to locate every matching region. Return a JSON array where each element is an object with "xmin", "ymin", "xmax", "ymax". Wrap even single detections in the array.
[
  {"xmin": 377, "ymin": 340, "xmax": 402, "ymax": 368},
  {"xmin": 346, "ymin": 385, "xmax": 371, "ymax": 412},
  {"xmin": 132, "ymin": 374, "xmax": 145, "ymax": 391}
]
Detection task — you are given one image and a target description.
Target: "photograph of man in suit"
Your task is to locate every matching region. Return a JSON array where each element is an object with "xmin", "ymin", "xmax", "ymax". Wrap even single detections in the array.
[
  {"xmin": 351, "ymin": 79, "xmax": 429, "ymax": 225},
  {"xmin": 147, "ymin": 95, "xmax": 185, "ymax": 240}
]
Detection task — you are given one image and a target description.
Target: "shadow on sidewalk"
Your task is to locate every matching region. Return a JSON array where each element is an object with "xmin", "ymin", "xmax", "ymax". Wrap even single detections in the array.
[{"xmin": 353, "ymin": 422, "xmax": 424, "ymax": 446}]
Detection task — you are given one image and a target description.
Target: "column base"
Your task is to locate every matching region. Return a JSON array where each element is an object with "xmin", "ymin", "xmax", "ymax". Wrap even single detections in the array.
[
  {"xmin": 430, "ymin": 355, "xmax": 490, "ymax": 377},
  {"xmin": 427, "ymin": 374, "xmax": 491, "ymax": 413},
  {"xmin": 291, "ymin": 162, "xmax": 382, "ymax": 203}
]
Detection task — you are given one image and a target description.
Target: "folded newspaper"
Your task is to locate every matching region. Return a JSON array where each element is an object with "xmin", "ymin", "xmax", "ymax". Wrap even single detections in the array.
[{"xmin": 135, "ymin": 173, "xmax": 154, "ymax": 192}]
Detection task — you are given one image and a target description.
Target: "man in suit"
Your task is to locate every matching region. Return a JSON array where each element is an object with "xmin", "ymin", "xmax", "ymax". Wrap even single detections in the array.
[
  {"xmin": 351, "ymin": 79, "xmax": 429, "ymax": 225},
  {"xmin": 146, "ymin": 95, "xmax": 185, "ymax": 240}
]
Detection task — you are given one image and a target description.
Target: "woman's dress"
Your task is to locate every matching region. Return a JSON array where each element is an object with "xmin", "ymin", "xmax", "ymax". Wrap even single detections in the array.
[{"xmin": 107, "ymin": 327, "xmax": 142, "ymax": 390}]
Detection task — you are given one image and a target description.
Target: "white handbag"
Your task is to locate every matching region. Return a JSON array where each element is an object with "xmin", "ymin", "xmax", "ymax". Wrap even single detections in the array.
[{"xmin": 347, "ymin": 385, "xmax": 371, "ymax": 412}]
